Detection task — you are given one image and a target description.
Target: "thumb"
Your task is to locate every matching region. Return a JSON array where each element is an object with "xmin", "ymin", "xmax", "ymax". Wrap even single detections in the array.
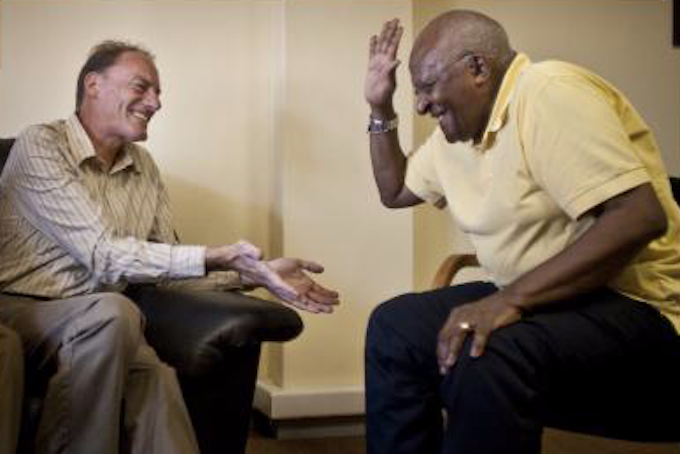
[{"xmin": 299, "ymin": 260, "xmax": 324, "ymax": 274}]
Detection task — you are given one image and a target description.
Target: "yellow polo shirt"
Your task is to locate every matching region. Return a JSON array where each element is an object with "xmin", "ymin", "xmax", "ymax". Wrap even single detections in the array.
[{"xmin": 405, "ymin": 54, "xmax": 680, "ymax": 332}]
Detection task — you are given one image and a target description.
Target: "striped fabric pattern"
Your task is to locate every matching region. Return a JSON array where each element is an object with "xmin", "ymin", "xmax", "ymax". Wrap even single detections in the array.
[{"xmin": 0, "ymin": 114, "xmax": 238, "ymax": 298}]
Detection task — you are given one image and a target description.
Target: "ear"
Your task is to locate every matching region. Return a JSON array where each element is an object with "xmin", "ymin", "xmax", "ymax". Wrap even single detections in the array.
[
  {"xmin": 466, "ymin": 55, "xmax": 491, "ymax": 84},
  {"xmin": 83, "ymin": 72, "xmax": 102, "ymax": 99}
]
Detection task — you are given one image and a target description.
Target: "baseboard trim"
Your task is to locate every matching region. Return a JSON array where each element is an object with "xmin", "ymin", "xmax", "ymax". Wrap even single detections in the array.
[
  {"xmin": 254, "ymin": 379, "xmax": 365, "ymax": 419},
  {"xmin": 253, "ymin": 380, "xmax": 366, "ymax": 439}
]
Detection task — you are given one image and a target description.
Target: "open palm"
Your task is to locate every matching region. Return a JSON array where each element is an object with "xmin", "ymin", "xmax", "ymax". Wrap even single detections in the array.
[
  {"xmin": 266, "ymin": 258, "xmax": 340, "ymax": 313},
  {"xmin": 365, "ymin": 18, "xmax": 403, "ymax": 107}
]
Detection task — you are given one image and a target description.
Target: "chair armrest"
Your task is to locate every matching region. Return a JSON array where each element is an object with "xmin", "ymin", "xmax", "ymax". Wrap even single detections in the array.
[
  {"xmin": 431, "ymin": 254, "xmax": 479, "ymax": 289},
  {"xmin": 125, "ymin": 285, "xmax": 303, "ymax": 377}
]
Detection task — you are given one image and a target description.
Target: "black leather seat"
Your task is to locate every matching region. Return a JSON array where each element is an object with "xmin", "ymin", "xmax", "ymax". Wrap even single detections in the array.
[{"xmin": 0, "ymin": 137, "xmax": 304, "ymax": 454}]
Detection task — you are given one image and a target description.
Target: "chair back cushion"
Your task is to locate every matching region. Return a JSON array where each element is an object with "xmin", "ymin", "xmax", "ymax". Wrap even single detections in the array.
[
  {"xmin": 0, "ymin": 138, "xmax": 15, "ymax": 174},
  {"xmin": 671, "ymin": 177, "xmax": 680, "ymax": 204}
]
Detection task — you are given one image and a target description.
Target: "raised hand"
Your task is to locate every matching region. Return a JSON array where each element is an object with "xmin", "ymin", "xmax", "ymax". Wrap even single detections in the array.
[
  {"xmin": 365, "ymin": 18, "xmax": 404, "ymax": 109},
  {"xmin": 265, "ymin": 258, "xmax": 340, "ymax": 313}
]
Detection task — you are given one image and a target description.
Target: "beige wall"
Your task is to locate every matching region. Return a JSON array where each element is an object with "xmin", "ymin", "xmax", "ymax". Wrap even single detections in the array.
[
  {"xmin": 274, "ymin": 0, "xmax": 413, "ymax": 391},
  {"xmin": 0, "ymin": 0, "xmax": 413, "ymax": 418},
  {"xmin": 412, "ymin": 0, "xmax": 680, "ymax": 291},
  {"xmin": 0, "ymin": 0, "xmax": 282, "ymax": 251},
  {"xmin": 1, "ymin": 0, "xmax": 678, "ymax": 420}
]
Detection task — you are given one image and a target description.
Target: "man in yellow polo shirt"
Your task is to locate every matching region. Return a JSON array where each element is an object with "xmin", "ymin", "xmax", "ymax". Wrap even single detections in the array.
[{"xmin": 363, "ymin": 9, "xmax": 680, "ymax": 454}]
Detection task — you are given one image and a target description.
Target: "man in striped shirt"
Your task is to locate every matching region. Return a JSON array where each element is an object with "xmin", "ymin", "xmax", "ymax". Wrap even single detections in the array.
[{"xmin": 0, "ymin": 41, "xmax": 339, "ymax": 454}]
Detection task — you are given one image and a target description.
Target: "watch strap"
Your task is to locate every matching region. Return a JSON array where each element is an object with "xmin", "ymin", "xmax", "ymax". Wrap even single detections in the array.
[{"xmin": 367, "ymin": 115, "xmax": 399, "ymax": 134}]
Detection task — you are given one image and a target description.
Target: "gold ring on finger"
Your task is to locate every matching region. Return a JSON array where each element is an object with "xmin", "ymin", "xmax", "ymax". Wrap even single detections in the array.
[{"xmin": 458, "ymin": 321, "xmax": 473, "ymax": 331}]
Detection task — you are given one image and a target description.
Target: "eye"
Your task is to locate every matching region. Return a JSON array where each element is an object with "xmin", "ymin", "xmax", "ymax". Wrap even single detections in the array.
[
  {"xmin": 130, "ymin": 81, "xmax": 149, "ymax": 93},
  {"xmin": 415, "ymin": 81, "xmax": 435, "ymax": 97}
]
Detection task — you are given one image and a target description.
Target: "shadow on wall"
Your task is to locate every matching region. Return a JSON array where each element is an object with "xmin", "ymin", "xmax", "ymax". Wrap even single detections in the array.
[{"xmin": 163, "ymin": 173, "xmax": 274, "ymax": 251}]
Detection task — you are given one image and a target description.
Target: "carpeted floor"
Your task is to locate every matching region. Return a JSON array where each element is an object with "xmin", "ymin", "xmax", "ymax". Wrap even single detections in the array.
[
  {"xmin": 247, "ymin": 431, "xmax": 365, "ymax": 454},
  {"xmin": 246, "ymin": 428, "xmax": 679, "ymax": 454}
]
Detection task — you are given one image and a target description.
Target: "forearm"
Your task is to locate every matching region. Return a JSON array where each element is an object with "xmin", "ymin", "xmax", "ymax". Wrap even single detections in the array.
[
  {"xmin": 502, "ymin": 184, "xmax": 667, "ymax": 310},
  {"xmin": 159, "ymin": 271, "xmax": 244, "ymax": 292},
  {"xmin": 368, "ymin": 104, "xmax": 419, "ymax": 208}
]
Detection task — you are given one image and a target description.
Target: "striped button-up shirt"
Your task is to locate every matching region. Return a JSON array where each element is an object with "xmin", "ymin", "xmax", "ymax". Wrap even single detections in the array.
[{"xmin": 0, "ymin": 114, "xmax": 239, "ymax": 298}]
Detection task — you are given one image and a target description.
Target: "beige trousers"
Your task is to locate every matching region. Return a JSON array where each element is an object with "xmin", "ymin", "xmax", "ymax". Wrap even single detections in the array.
[
  {"xmin": 0, "ymin": 322, "xmax": 23, "ymax": 454},
  {"xmin": 0, "ymin": 292, "xmax": 199, "ymax": 454}
]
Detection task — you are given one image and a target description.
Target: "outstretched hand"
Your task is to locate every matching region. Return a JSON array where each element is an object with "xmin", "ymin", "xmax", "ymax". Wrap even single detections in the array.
[
  {"xmin": 266, "ymin": 258, "xmax": 340, "ymax": 313},
  {"xmin": 365, "ymin": 18, "xmax": 403, "ymax": 108},
  {"xmin": 208, "ymin": 242, "xmax": 339, "ymax": 313}
]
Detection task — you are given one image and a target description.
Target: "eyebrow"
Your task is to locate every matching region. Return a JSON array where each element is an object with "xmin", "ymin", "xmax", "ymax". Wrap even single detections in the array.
[{"xmin": 131, "ymin": 76, "xmax": 161, "ymax": 95}]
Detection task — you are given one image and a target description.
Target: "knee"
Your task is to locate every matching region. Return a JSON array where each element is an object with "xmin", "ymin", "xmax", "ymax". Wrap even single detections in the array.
[
  {"xmin": 367, "ymin": 294, "xmax": 413, "ymax": 345},
  {"xmin": 0, "ymin": 324, "xmax": 23, "ymax": 367},
  {"xmin": 366, "ymin": 293, "xmax": 436, "ymax": 364},
  {"xmin": 89, "ymin": 293, "xmax": 143, "ymax": 352}
]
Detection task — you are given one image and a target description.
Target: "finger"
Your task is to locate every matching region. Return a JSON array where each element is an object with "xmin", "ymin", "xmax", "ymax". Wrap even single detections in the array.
[
  {"xmin": 469, "ymin": 329, "xmax": 489, "ymax": 358},
  {"xmin": 287, "ymin": 297, "xmax": 325, "ymax": 314},
  {"xmin": 298, "ymin": 296, "xmax": 333, "ymax": 314},
  {"xmin": 470, "ymin": 324, "xmax": 492, "ymax": 358},
  {"xmin": 369, "ymin": 35, "xmax": 377, "ymax": 59},
  {"xmin": 384, "ymin": 59, "xmax": 401, "ymax": 76},
  {"xmin": 306, "ymin": 289, "xmax": 339, "ymax": 306},
  {"xmin": 437, "ymin": 326, "xmax": 467, "ymax": 375},
  {"xmin": 311, "ymin": 283, "xmax": 339, "ymax": 299},
  {"xmin": 377, "ymin": 19, "xmax": 398, "ymax": 53},
  {"xmin": 382, "ymin": 20, "xmax": 400, "ymax": 53},
  {"xmin": 298, "ymin": 260, "xmax": 324, "ymax": 274},
  {"xmin": 385, "ymin": 25, "xmax": 403, "ymax": 58}
]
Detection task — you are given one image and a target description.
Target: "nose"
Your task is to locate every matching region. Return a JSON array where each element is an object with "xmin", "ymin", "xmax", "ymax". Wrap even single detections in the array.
[
  {"xmin": 415, "ymin": 93, "xmax": 430, "ymax": 116},
  {"xmin": 144, "ymin": 89, "xmax": 162, "ymax": 112}
]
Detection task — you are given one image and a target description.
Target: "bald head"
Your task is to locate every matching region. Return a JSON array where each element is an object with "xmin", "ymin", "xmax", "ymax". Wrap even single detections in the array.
[
  {"xmin": 410, "ymin": 10, "xmax": 514, "ymax": 79},
  {"xmin": 408, "ymin": 10, "xmax": 516, "ymax": 144}
]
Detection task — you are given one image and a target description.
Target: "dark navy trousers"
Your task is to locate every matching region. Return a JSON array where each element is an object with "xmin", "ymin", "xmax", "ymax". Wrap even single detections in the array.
[{"xmin": 365, "ymin": 283, "xmax": 680, "ymax": 454}]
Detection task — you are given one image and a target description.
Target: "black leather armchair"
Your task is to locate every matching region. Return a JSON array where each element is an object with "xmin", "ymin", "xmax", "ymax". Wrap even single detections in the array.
[{"xmin": 0, "ymin": 137, "xmax": 304, "ymax": 454}]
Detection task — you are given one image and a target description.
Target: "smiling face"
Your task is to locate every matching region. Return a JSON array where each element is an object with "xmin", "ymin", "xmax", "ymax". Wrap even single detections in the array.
[
  {"xmin": 85, "ymin": 51, "xmax": 161, "ymax": 144},
  {"xmin": 410, "ymin": 43, "xmax": 492, "ymax": 144}
]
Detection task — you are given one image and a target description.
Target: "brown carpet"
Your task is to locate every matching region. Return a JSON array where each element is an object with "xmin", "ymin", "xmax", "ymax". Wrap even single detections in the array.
[
  {"xmin": 247, "ymin": 430, "xmax": 364, "ymax": 454},
  {"xmin": 247, "ymin": 428, "xmax": 679, "ymax": 454}
]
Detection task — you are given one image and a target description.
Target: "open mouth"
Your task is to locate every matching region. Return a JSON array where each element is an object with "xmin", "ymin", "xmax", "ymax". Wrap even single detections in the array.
[
  {"xmin": 130, "ymin": 111, "xmax": 150, "ymax": 124},
  {"xmin": 430, "ymin": 106, "xmax": 447, "ymax": 124}
]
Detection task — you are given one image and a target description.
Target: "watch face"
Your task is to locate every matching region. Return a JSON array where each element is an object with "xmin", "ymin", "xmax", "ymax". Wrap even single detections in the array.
[{"xmin": 368, "ymin": 116, "xmax": 398, "ymax": 133}]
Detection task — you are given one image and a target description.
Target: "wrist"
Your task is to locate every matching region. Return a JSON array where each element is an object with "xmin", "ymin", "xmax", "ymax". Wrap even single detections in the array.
[
  {"xmin": 205, "ymin": 246, "xmax": 221, "ymax": 272},
  {"xmin": 368, "ymin": 114, "xmax": 399, "ymax": 134},
  {"xmin": 204, "ymin": 244, "xmax": 246, "ymax": 272},
  {"xmin": 369, "ymin": 103, "xmax": 396, "ymax": 120},
  {"xmin": 238, "ymin": 272, "xmax": 259, "ymax": 289},
  {"xmin": 497, "ymin": 286, "xmax": 530, "ymax": 314}
]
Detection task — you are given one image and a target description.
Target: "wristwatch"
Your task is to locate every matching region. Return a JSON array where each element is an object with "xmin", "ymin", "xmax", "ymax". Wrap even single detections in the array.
[{"xmin": 367, "ymin": 115, "xmax": 399, "ymax": 134}]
